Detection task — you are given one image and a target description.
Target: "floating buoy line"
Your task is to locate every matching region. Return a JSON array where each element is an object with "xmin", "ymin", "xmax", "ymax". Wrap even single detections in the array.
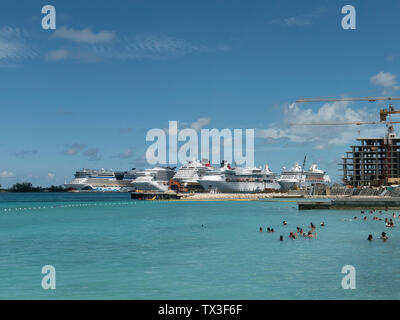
[{"xmin": 0, "ymin": 201, "xmax": 139, "ymax": 214}]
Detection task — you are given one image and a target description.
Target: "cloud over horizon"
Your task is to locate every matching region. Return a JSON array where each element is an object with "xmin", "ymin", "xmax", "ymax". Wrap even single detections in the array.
[
  {"xmin": 0, "ymin": 26, "xmax": 36, "ymax": 61},
  {"xmin": 256, "ymin": 101, "xmax": 385, "ymax": 150},
  {"xmin": 54, "ymin": 26, "xmax": 116, "ymax": 44}
]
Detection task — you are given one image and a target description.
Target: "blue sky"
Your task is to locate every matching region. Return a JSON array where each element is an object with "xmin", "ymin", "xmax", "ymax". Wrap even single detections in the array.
[{"xmin": 1, "ymin": 0, "xmax": 400, "ymax": 187}]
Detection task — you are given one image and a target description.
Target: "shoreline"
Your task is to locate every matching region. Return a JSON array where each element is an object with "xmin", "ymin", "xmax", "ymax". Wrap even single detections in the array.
[{"xmin": 179, "ymin": 193, "xmax": 392, "ymax": 201}]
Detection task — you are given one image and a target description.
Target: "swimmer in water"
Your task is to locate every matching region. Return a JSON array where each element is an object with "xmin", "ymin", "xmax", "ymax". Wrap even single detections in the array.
[
  {"xmin": 364, "ymin": 216, "xmax": 367, "ymax": 220},
  {"xmin": 267, "ymin": 227, "xmax": 271, "ymax": 232},
  {"xmin": 320, "ymin": 222, "xmax": 325, "ymax": 227},
  {"xmin": 283, "ymin": 220, "xmax": 287, "ymax": 226},
  {"xmin": 279, "ymin": 235, "xmax": 284, "ymax": 241},
  {"xmin": 271, "ymin": 228, "xmax": 274, "ymax": 233},
  {"xmin": 381, "ymin": 232, "xmax": 388, "ymax": 241},
  {"xmin": 367, "ymin": 234, "xmax": 373, "ymax": 241},
  {"xmin": 310, "ymin": 222, "xmax": 316, "ymax": 231},
  {"xmin": 259, "ymin": 227, "xmax": 263, "ymax": 232}
]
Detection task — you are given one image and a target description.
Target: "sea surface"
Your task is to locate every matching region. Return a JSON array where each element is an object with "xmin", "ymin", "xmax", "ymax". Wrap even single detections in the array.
[{"xmin": 0, "ymin": 192, "xmax": 399, "ymax": 300}]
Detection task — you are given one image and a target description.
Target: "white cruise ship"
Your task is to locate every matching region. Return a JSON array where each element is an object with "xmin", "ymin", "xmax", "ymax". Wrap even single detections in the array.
[
  {"xmin": 277, "ymin": 163, "xmax": 304, "ymax": 190},
  {"xmin": 131, "ymin": 167, "xmax": 175, "ymax": 192},
  {"xmin": 199, "ymin": 163, "xmax": 281, "ymax": 193},
  {"xmin": 171, "ymin": 159, "xmax": 213, "ymax": 190},
  {"xmin": 303, "ymin": 163, "xmax": 331, "ymax": 187},
  {"xmin": 64, "ymin": 168, "xmax": 136, "ymax": 192},
  {"xmin": 278, "ymin": 163, "xmax": 330, "ymax": 190}
]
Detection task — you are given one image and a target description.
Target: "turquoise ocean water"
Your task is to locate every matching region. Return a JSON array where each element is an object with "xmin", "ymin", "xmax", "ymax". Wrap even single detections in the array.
[{"xmin": 0, "ymin": 192, "xmax": 399, "ymax": 300}]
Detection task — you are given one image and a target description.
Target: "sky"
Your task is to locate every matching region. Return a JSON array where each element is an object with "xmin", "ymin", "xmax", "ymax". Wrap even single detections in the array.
[{"xmin": 1, "ymin": 0, "xmax": 400, "ymax": 187}]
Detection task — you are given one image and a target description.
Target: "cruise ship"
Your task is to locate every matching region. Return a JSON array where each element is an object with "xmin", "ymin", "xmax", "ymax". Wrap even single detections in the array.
[
  {"xmin": 64, "ymin": 168, "xmax": 137, "ymax": 192},
  {"xmin": 303, "ymin": 163, "xmax": 331, "ymax": 187},
  {"xmin": 171, "ymin": 159, "xmax": 213, "ymax": 191},
  {"xmin": 131, "ymin": 167, "xmax": 175, "ymax": 192},
  {"xmin": 199, "ymin": 162, "xmax": 281, "ymax": 193},
  {"xmin": 277, "ymin": 163, "xmax": 330, "ymax": 190}
]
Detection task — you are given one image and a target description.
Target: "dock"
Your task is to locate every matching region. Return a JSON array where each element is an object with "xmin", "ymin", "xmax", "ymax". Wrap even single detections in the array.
[
  {"xmin": 298, "ymin": 197, "xmax": 400, "ymax": 210},
  {"xmin": 130, "ymin": 191, "xmax": 181, "ymax": 200}
]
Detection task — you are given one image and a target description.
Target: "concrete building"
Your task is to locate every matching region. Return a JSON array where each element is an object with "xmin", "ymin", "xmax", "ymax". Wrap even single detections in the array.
[{"xmin": 339, "ymin": 126, "xmax": 400, "ymax": 187}]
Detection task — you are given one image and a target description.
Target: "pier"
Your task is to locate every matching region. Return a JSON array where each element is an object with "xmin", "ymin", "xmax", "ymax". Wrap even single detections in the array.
[
  {"xmin": 298, "ymin": 197, "xmax": 400, "ymax": 210},
  {"xmin": 130, "ymin": 191, "xmax": 182, "ymax": 200}
]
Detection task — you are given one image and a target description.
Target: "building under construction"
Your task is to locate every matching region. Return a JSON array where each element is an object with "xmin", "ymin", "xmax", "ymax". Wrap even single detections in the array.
[
  {"xmin": 295, "ymin": 97, "xmax": 400, "ymax": 187},
  {"xmin": 339, "ymin": 125, "xmax": 400, "ymax": 187}
]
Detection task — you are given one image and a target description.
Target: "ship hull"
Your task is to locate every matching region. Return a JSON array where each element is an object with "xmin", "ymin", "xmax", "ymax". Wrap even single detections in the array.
[
  {"xmin": 199, "ymin": 180, "xmax": 281, "ymax": 193},
  {"xmin": 278, "ymin": 181, "xmax": 299, "ymax": 190},
  {"xmin": 132, "ymin": 181, "xmax": 169, "ymax": 192}
]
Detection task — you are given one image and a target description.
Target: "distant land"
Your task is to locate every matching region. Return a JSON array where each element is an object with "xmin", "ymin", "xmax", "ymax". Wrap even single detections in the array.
[{"xmin": 0, "ymin": 182, "xmax": 66, "ymax": 192}]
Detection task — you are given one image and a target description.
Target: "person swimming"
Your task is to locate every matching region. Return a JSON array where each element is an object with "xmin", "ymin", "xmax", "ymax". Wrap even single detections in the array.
[
  {"xmin": 279, "ymin": 235, "xmax": 283, "ymax": 241},
  {"xmin": 307, "ymin": 231, "xmax": 313, "ymax": 238},
  {"xmin": 283, "ymin": 220, "xmax": 287, "ymax": 226},
  {"xmin": 310, "ymin": 222, "xmax": 316, "ymax": 231},
  {"xmin": 259, "ymin": 227, "xmax": 263, "ymax": 232},
  {"xmin": 386, "ymin": 219, "xmax": 394, "ymax": 227},
  {"xmin": 271, "ymin": 228, "xmax": 274, "ymax": 233},
  {"xmin": 267, "ymin": 227, "xmax": 271, "ymax": 232},
  {"xmin": 364, "ymin": 216, "xmax": 367, "ymax": 220},
  {"xmin": 381, "ymin": 232, "xmax": 388, "ymax": 241},
  {"xmin": 367, "ymin": 234, "xmax": 373, "ymax": 241},
  {"xmin": 320, "ymin": 222, "xmax": 325, "ymax": 227}
]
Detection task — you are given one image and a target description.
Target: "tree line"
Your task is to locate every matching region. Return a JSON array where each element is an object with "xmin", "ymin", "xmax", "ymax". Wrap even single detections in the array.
[{"xmin": 0, "ymin": 182, "xmax": 66, "ymax": 192}]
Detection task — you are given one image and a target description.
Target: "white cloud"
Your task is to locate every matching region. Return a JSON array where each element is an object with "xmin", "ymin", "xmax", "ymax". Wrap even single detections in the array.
[
  {"xmin": 93, "ymin": 35, "xmax": 218, "ymax": 60},
  {"xmin": 270, "ymin": 8, "xmax": 326, "ymax": 27},
  {"xmin": 14, "ymin": 150, "xmax": 38, "ymax": 158},
  {"xmin": 47, "ymin": 48, "xmax": 69, "ymax": 61},
  {"xmin": 62, "ymin": 143, "xmax": 87, "ymax": 155},
  {"xmin": 370, "ymin": 71, "xmax": 397, "ymax": 88},
  {"xmin": 191, "ymin": 118, "xmax": 210, "ymax": 132},
  {"xmin": 115, "ymin": 147, "xmax": 135, "ymax": 159},
  {"xmin": 83, "ymin": 148, "xmax": 101, "ymax": 161},
  {"xmin": 257, "ymin": 102, "xmax": 385, "ymax": 149},
  {"xmin": 0, "ymin": 26, "xmax": 35, "ymax": 60},
  {"xmin": 0, "ymin": 171, "xmax": 14, "ymax": 178},
  {"xmin": 54, "ymin": 26, "xmax": 115, "ymax": 44}
]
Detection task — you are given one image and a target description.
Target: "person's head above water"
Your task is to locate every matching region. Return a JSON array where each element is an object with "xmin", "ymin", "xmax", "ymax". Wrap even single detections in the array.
[{"xmin": 368, "ymin": 234, "xmax": 373, "ymax": 240}]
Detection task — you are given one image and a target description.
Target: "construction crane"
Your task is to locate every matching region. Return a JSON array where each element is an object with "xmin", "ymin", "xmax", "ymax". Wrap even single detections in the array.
[
  {"xmin": 296, "ymin": 96, "xmax": 400, "ymax": 123},
  {"xmin": 296, "ymin": 96, "xmax": 400, "ymax": 103},
  {"xmin": 295, "ymin": 96, "xmax": 400, "ymax": 185}
]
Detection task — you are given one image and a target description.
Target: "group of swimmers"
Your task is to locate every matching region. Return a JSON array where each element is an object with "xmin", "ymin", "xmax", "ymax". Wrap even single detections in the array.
[
  {"xmin": 358, "ymin": 210, "xmax": 394, "ymax": 241},
  {"xmin": 260, "ymin": 221, "xmax": 322, "ymax": 241},
  {"xmin": 385, "ymin": 218, "xmax": 395, "ymax": 227},
  {"xmin": 367, "ymin": 232, "xmax": 388, "ymax": 241}
]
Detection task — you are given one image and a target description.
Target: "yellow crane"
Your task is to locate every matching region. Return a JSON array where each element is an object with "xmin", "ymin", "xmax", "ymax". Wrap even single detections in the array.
[
  {"xmin": 295, "ymin": 96, "xmax": 400, "ymax": 184},
  {"xmin": 294, "ymin": 96, "xmax": 400, "ymax": 125}
]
